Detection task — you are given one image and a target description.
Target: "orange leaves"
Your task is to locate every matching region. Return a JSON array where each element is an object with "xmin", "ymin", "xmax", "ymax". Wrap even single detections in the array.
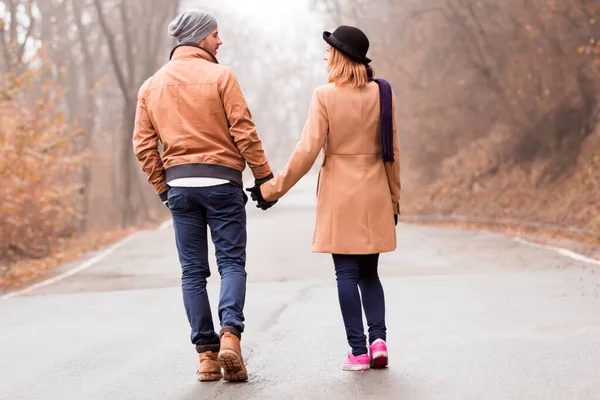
[
  {"xmin": 576, "ymin": 39, "xmax": 600, "ymax": 66},
  {"xmin": 1, "ymin": 70, "xmax": 87, "ymax": 265},
  {"xmin": 524, "ymin": 25, "xmax": 538, "ymax": 38}
]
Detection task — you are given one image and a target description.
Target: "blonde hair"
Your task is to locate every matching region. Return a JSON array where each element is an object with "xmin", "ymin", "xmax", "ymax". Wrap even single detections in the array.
[{"xmin": 327, "ymin": 46, "xmax": 370, "ymax": 88}]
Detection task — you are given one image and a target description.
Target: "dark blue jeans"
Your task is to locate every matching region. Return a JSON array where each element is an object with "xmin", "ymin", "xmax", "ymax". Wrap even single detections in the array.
[
  {"xmin": 333, "ymin": 254, "xmax": 387, "ymax": 356},
  {"xmin": 168, "ymin": 183, "xmax": 248, "ymax": 346}
]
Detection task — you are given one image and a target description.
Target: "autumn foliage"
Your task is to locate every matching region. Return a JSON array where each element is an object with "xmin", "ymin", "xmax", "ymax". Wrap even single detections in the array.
[{"xmin": 0, "ymin": 68, "xmax": 87, "ymax": 264}]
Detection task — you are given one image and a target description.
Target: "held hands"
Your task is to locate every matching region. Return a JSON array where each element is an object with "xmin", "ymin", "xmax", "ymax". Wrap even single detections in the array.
[{"xmin": 246, "ymin": 173, "xmax": 277, "ymax": 211}]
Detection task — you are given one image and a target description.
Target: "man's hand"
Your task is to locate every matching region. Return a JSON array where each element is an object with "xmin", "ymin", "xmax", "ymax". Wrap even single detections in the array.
[
  {"xmin": 246, "ymin": 173, "xmax": 277, "ymax": 210},
  {"xmin": 246, "ymin": 185, "xmax": 277, "ymax": 210}
]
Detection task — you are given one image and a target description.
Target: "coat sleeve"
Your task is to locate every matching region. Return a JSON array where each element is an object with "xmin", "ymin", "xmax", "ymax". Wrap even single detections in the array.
[
  {"xmin": 384, "ymin": 92, "xmax": 401, "ymax": 214},
  {"xmin": 219, "ymin": 67, "xmax": 272, "ymax": 180},
  {"xmin": 261, "ymin": 89, "xmax": 328, "ymax": 202},
  {"xmin": 132, "ymin": 81, "xmax": 168, "ymax": 200}
]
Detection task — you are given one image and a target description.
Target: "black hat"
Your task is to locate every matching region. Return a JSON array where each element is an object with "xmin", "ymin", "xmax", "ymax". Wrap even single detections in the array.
[{"xmin": 323, "ymin": 25, "xmax": 371, "ymax": 64}]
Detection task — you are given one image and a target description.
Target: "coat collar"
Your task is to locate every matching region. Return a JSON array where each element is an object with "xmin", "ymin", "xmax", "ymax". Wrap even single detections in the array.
[{"xmin": 169, "ymin": 43, "xmax": 219, "ymax": 64}]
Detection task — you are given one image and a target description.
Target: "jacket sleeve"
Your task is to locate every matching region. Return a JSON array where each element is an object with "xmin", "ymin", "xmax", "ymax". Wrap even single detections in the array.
[
  {"xmin": 218, "ymin": 68, "xmax": 272, "ymax": 180},
  {"xmin": 384, "ymin": 92, "xmax": 401, "ymax": 214},
  {"xmin": 261, "ymin": 89, "xmax": 328, "ymax": 202},
  {"xmin": 132, "ymin": 82, "xmax": 168, "ymax": 200}
]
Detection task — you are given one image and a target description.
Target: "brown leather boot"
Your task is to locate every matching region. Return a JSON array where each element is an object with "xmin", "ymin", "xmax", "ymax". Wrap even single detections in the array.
[
  {"xmin": 218, "ymin": 330, "xmax": 248, "ymax": 382},
  {"xmin": 197, "ymin": 350, "xmax": 223, "ymax": 382}
]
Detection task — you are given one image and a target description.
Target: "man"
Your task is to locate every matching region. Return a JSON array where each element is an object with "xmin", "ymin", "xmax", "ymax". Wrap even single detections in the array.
[{"xmin": 133, "ymin": 9, "xmax": 275, "ymax": 382}]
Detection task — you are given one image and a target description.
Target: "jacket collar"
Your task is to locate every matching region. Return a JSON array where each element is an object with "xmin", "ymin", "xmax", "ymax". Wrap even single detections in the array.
[{"xmin": 169, "ymin": 43, "xmax": 219, "ymax": 64}]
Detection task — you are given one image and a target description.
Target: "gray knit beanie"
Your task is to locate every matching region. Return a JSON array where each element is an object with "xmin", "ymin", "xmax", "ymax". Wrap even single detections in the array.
[{"xmin": 168, "ymin": 9, "xmax": 218, "ymax": 44}]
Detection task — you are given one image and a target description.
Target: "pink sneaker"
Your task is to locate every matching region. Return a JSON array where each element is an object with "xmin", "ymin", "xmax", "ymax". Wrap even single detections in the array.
[
  {"xmin": 370, "ymin": 339, "xmax": 389, "ymax": 368},
  {"xmin": 343, "ymin": 353, "xmax": 370, "ymax": 371}
]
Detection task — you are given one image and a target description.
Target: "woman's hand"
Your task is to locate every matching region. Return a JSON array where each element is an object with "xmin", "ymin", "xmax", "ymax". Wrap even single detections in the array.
[{"xmin": 246, "ymin": 175, "xmax": 278, "ymax": 210}]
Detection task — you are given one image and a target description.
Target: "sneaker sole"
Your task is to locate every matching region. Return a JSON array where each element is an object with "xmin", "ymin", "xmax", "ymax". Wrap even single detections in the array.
[
  {"xmin": 218, "ymin": 350, "xmax": 248, "ymax": 382},
  {"xmin": 343, "ymin": 364, "xmax": 370, "ymax": 371},
  {"xmin": 371, "ymin": 351, "xmax": 388, "ymax": 369}
]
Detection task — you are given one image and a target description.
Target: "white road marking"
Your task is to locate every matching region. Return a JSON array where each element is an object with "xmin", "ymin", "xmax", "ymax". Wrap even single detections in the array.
[
  {"xmin": 514, "ymin": 237, "xmax": 600, "ymax": 266},
  {"xmin": 1, "ymin": 231, "xmax": 144, "ymax": 300}
]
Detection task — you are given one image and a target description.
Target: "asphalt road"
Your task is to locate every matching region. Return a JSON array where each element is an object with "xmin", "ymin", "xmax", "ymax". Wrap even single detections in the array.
[{"xmin": 1, "ymin": 177, "xmax": 600, "ymax": 400}]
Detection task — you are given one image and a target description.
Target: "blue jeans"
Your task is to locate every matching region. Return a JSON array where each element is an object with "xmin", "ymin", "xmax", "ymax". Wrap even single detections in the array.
[
  {"xmin": 168, "ymin": 183, "xmax": 248, "ymax": 346},
  {"xmin": 333, "ymin": 254, "xmax": 387, "ymax": 356}
]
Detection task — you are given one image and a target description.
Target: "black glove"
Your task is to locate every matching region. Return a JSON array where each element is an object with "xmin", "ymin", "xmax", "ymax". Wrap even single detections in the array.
[
  {"xmin": 394, "ymin": 214, "xmax": 398, "ymax": 226},
  {"xmin": 255, "ymin": 173, "xmax": 274, "ymax": 186},
  {"xmin": 246, "ymin": 173, "xmax": 277, "ymax": 210},
  {"xmin": 160, "ymin": 191, "xmax": 169, "ymax": 208},
  {"xmin": 246, "ymin": 185, "xmax": 277, "ymax": 210}
]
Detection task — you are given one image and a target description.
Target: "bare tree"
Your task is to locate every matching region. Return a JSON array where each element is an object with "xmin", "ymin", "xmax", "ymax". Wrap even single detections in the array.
[
  {"xmin": 69, "ymin": 0, "xmax": 97, "ymax": 231},
  {"xmin": 92, "ymin": 0, "xmax": 181, "ymax": 227},
  {"xmin": 0, "ymin": 0, "xmax": 36, "ymax": 73}
]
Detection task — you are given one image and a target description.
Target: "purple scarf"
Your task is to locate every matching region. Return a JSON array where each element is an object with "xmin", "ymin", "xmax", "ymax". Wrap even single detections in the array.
[{"xmin": 367, "ymin": 66, "xmax": 394, "ymax": 164}]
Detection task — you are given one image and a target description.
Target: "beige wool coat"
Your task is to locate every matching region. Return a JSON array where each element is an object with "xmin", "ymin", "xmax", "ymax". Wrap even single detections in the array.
[{"xmin": 261, "ymin": 81, "xmax": 401, "ymax": 255}]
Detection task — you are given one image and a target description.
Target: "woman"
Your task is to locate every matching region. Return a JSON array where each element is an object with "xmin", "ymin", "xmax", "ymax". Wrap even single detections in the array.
[{"xmin": 248, "ymin": 25, "xmax": 401, "ymax": 371}]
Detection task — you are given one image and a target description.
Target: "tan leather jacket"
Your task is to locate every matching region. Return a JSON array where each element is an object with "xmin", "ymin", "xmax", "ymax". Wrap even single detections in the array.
[{"xmin": 133, "ymin": 45, "xmax": 272, "ymax": 199}]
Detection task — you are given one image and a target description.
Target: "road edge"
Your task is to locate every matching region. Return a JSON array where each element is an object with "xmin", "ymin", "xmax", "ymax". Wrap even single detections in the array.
[{"xmin": 1, "ymin": 219, "xmax": 174, "ymax": 300}]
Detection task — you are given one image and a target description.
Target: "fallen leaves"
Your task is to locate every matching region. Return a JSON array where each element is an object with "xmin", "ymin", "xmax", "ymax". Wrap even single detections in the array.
[
  {"xmin": 402, "ymin": 132, "xmax": 600, "ymax": 246},
  {"xmin": 0, "ymin": 228, "xmax": 137, "ymax": 291}
]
